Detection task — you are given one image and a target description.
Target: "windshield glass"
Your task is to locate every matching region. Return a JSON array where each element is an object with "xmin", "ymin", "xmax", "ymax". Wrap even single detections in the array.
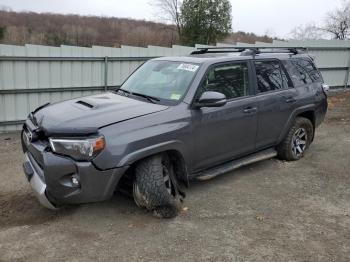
[{"xmin": 119, "ymin": 60, "xmax": 200, "ymax": 103}]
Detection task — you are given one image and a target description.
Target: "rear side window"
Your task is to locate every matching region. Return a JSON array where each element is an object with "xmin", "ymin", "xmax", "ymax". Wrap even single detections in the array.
[
  {"xmin": 292, "ymin": 58, "xmax": 322, "ymax": 83},
  {"xmin": 254, "ymin": 60, "xmax": 290, "ymax": 93},
  {"xmin": 198, "ymin": 62, "xmax": 250, "ymax": 99}
]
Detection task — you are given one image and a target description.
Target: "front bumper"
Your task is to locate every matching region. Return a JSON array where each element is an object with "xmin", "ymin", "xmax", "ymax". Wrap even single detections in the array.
[
  {"xmin": 22, "ymin": 140, "xmax": 129, "ymax": 209},
  {"xmin": 23, "ymin": 153, "xmax": 57, "ymax": 209}
]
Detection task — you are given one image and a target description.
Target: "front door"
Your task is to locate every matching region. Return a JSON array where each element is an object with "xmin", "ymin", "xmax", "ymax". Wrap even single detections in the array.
[{"xmin": 192, "ymin": 61, "xmax": 258, "ymax": 171}]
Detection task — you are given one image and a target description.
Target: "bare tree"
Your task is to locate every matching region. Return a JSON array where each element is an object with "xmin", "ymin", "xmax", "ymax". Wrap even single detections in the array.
[
  {"xmin": 0, "ymin": 10, "xmax": 181, "ymax": 47},
  {"xmin": 289, "ymin": 23, "xmax": 324, "ymax": 40},
  {"xmin": 264, "ymin": 28, "xmax": 277, "ymax": 39},
  {"xmin": 150, "ymin": 0, "xmax": 182, "ymax": 38},
  {"xmin": 323, "ymin": 0, "xmax": 350, "ymax": 39}
]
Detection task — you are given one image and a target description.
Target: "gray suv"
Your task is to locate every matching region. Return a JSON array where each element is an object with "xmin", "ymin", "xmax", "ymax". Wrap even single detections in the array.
[{"xmin": 21, "ymin": 47, "xmax": 328, "ymax": 218}]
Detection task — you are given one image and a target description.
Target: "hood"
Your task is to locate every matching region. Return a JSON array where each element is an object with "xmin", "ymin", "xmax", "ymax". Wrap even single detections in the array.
[{"xmin": 33, "ymin": 92, "xmax": 168, "ymax": 136}]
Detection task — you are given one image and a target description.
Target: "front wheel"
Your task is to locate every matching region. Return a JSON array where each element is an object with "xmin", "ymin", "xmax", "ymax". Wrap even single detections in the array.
[
  {"xmin": 133, "ymin": 153, "xmax": 184, "ymax": 218},
  {"xmin": 277, "ymin": 117, "xmax": 314, "ymax": 161}
]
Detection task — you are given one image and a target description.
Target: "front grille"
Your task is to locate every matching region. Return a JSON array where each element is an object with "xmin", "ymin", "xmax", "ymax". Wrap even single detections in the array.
[{"xmin": 23, "ymin": 120, "xmax": 50, "ymax": 168}]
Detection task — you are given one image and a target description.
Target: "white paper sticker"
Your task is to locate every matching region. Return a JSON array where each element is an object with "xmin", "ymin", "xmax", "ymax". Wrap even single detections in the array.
[
  {"xmin": 177, "ymin": 63, "xmax": 199, "ymax": 72},
  {"xmin": 170, "ymin": 93, "xmax": 181, "ymax": 100}
]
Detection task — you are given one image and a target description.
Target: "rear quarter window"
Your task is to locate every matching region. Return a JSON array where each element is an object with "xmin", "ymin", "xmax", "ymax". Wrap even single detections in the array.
[
  {"xmin": 293, "ymin": 58, "xmax": 322, "ymax": 83},
  {"xmin": 283, "ymin": 58, "xmax": 322, "ymax": 87}
]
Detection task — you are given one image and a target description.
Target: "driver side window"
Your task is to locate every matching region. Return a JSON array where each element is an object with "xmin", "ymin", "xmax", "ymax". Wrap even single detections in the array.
[{"xmin": 199, "ymin": 62, "xmax": 250, "ymax": 100}]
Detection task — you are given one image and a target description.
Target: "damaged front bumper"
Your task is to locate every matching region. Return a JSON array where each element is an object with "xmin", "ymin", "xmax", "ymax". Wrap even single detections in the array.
[
  {"xmin": 21, "ymin": 128, "xmax": 129, "ymax": 209},
  {"xmin": 23, "ymin": 153, "xmax": 57, "ymax": 209}
]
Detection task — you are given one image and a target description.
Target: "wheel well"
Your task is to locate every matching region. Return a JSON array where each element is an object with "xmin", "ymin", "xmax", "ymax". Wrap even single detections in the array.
[
  {"xmin": 166, "ymin": 150, "xmax": 189, "ymax": 187},
  {"xmin": 116, "ymin": 150, "xmax": 189, "ymax": 194},
  {"xmin": 297, "ymin": 111, "xmax": 315, "ymax": 128},
  {"xmin": 296, "ymin": 110, "xmax": 316, "ymax": 141}
]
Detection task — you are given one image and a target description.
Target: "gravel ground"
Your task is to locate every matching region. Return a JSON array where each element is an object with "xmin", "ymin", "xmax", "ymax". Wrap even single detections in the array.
[{"xmin": 0, "ymin": 91, "xmax": 349, "ymax": 262}]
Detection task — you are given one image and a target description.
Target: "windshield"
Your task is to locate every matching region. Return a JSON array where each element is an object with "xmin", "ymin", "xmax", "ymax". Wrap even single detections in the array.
[{"xmin": 119, "ymin": 60, "xmax": 200, "ymax": 104}]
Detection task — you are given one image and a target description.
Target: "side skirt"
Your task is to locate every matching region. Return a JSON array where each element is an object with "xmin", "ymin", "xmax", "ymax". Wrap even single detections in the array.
[{"xmin": 190, "ymin": 148, "xmax": 277, "ymax": 181}]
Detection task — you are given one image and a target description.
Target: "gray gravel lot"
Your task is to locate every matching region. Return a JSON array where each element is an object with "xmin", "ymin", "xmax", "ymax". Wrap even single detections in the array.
[{"xmin": 0, "ymin": 91, "xmax": 350, "ymax": 262}]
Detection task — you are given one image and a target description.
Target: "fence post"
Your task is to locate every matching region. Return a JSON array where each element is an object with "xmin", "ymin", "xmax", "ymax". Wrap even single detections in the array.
[
  {"xmin": 344, "ymin": 49, "xmax": 350, "ymax": 89},
  {"xmin": 104, "ymin": 56, "xmax": 108, "ymax": 91}
]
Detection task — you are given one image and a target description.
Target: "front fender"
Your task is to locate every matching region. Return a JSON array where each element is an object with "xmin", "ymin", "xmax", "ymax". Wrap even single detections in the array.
[
  {"xmin": 94, "ymin": 105, "xmax": 194, "ymax": 171},
  {"xmin": 117, "ymin": 140, "xmax": 189, "ymax": 168}
]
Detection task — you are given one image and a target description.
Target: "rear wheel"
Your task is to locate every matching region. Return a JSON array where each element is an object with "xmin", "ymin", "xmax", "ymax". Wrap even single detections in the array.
[
  {"xmin": 133, "ymin": 153, "xmax": 184, "ymax": 218},
  {"xmin": 277, "ymin": 117, "xmax": 314, "ymax": 161}
]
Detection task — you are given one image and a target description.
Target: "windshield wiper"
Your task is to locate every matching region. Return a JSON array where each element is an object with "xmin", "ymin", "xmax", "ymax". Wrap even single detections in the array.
[
  {"xmin": 116, "ymin": 88, "xmax": 131, "ymax": 94},
  {"xmin": 117, "ymin": 88, "xmax": 160, "ymax": 104},
  {"xmin": 130, "ymin": 92, "xmax": 160, "ymax": 104}
]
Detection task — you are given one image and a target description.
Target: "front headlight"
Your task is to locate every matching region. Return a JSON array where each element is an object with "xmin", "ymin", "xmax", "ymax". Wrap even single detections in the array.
[{"xmin": 49, "ymin": 136, "xmax": 105, "ymax": 161}]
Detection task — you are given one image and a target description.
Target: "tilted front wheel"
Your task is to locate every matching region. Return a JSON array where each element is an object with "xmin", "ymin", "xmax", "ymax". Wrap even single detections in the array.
[
  {"xmin": 277, "ymin": 117, "xmax": 314, "ymax": 161},
  {"xmin": 133, "ymin": 153, "xmax": 184, "ymax": 218},
  {"xmin": 291, "ymin": 127, "xmax": 308, "ymax": 158}
]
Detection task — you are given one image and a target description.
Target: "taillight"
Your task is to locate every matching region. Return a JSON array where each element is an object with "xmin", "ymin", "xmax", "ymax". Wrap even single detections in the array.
[{"xmin": 322, "ymin": 83, "xmax": 330, "ymax": 94}]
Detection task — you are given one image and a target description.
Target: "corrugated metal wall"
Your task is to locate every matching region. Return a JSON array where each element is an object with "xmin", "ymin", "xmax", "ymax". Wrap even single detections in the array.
[
  {"xmin": 0, "ymin": 44, "xmax": 195, "ymax": 131},
  {"xmin": 0, "ymin": 41, "xmax": 349, "ymax": 131},
  {"xmin": 269, "ymin": 40, "xmax": 350, "ymax": 88}
]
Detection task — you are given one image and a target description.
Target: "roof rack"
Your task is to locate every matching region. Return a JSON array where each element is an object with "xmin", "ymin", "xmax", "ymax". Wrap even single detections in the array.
[{"xmin": 190, "ymin": 46, "xmax": 307, "ymax": 56}]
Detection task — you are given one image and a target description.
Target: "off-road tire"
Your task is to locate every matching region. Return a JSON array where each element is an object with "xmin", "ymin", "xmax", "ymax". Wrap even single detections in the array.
[
  {"xmin": 133, "ymin": 154, "xmax": 183, "ymax": 218},
  {"xmin": 277, "ymin": 117, "xmax": 314, "ymax": 161}
]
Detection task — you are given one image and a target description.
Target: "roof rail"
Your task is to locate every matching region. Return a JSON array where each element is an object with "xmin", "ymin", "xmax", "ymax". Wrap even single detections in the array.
[
  {"xmin": 190, "ymin": 46, "xmax": 307, "ymax": 56},
  {"xmin": 190, "ymin": 47, "xmax": 246, "ymax": 55}
]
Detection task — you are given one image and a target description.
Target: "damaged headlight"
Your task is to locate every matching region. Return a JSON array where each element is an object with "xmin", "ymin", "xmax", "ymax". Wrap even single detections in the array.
[{"xmin": 49, "ymin": 136, "xmax": 105, "ymax": 161}]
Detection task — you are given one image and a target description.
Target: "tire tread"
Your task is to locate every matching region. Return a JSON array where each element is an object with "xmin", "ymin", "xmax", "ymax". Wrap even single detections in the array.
[
  {"xmin": 277, "ymin": 117, "xmax": 313, "ymax": 161},
  {"xmin": 133, "ymin": 154, "xmax": 182, "ymax": 218}
]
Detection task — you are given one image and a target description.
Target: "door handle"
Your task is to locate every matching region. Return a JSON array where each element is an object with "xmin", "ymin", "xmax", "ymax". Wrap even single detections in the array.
[
  {"xmin": 285, "ymin": 97, "xmax": 297, "ymax": 103},
  {"xmin": 243, "ymin": 107, "xmax": 257, "ymax": 114}
]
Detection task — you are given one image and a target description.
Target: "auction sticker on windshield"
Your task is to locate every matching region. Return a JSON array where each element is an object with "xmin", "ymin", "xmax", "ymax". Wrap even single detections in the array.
[
  {"xmin": 177, "ymin": 63, "xmax": 199, "ymax": 72},
  {"xmin": 170, "ymin": 93, "xmax": 181, "ymax": 100}
]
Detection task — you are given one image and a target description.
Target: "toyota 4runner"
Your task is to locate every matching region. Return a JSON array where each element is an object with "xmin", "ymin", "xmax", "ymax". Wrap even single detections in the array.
[{"xmin": 21, "ymin": 47, "xmax": 328, "ymax": 218}]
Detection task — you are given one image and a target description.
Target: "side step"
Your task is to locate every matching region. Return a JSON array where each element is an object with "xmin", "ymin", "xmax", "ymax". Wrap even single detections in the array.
[{"xmin": 191, "ymin": 148, "xmax": 277, "ymax": 181}]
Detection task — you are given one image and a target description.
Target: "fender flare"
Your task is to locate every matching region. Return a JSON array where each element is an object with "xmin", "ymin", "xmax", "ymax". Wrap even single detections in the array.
[
  {"xmin": 278, "ymin": 104, "xmax": 316, "ymax": 144},
  {"xmin": 117, "ymin": 140, "xmax": 191, "ymax": 173}
]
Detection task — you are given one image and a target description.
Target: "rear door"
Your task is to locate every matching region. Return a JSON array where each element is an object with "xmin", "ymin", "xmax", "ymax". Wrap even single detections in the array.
[
  {"xmin": 191, "ymin": 61, "xmax": 258, "ymax": 171},
  {"xmin": 252, "ymin": 59, "xmax": 298, "ymax": 149}
]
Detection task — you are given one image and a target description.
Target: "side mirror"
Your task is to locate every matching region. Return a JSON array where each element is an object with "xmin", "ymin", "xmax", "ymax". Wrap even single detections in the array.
[{"xmin": 194, "ymin": 91, "xmax": 227, "ymax": 108}]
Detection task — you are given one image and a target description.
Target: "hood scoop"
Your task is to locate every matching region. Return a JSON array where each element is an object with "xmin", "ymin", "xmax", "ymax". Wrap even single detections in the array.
[{"xmin": 76, "ymin": 100, "xmax": 94, "ymax": 109}]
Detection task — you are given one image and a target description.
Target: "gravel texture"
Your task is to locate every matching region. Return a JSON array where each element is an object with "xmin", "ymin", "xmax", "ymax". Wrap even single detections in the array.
[{"xmin": 0, "ymin": 90, "xmax": 349, "ymax": 262}]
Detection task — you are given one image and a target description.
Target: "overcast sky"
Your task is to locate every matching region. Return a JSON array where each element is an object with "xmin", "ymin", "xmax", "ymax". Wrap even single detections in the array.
[{"xmin": 0, "ymin": 0, "xmax": 342, "ymax": 38}]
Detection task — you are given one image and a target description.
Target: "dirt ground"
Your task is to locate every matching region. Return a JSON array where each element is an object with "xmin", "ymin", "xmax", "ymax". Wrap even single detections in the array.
[{"xmin": 0, "ymin": 91, "xmax": 350, "ymax": 262}]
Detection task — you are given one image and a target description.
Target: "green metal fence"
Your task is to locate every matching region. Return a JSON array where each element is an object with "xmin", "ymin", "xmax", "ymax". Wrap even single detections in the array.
[{"xmin": 0, "ymin": 41, "xmax": 349, "ymax": 131}]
